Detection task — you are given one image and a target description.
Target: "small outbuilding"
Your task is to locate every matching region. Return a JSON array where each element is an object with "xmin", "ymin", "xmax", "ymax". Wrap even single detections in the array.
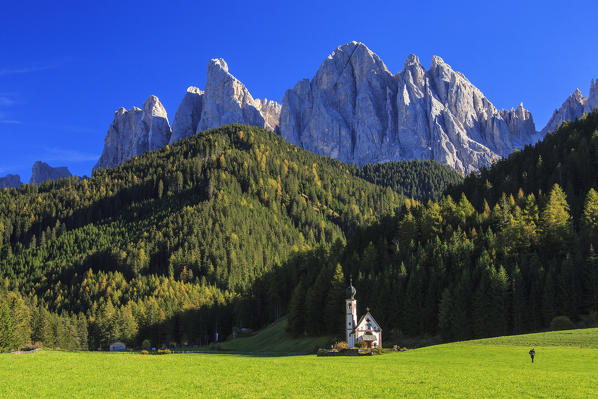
[{"xmin": 109, "ymin": 342, "xmax": 126, "ymax": 352}]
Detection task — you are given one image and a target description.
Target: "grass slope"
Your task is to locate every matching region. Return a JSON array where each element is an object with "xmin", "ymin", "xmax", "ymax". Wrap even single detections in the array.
[
  {"xmin": 217, "ymin": 318, "xmax": 330, "ymax": 354},
  {"xmin": 1, "ymin": 328, "xmax": 597, "ymax": 398},
  {"xmin": 468, "ymin": 327, "xmax": 598, "ymax": 349}
]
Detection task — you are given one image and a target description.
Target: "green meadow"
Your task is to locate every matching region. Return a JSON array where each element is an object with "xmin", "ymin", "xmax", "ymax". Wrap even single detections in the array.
[{"xmin": 2, "ymin": 328, "xmax": 598, "ymax": 398}]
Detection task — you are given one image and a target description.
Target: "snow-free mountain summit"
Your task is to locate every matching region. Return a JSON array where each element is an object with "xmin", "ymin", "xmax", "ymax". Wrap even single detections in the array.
[
  {"xmin": 92, "ymin": 41, "xmax": 597, "ymax": 175},
  {"xmin": 280, "ymin": 42, "xmax": 541, "ymax": 174},
  {"xmin": 94, "ymin": 59, "xmax": 281, "ymax": 171}
]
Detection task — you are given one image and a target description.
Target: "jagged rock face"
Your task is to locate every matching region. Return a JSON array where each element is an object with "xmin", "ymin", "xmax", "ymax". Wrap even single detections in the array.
[
  {"xmin": 98, "ymin": 60, "xmax": 282, "ymax": 169},
  {"xmin": 131, "ymin": 95, "xmax": 171, "ymax": 156},
  {"xmin": 168, "ymin": 59, "xmax": 281, "ymax": 144},
  {"xmin": 588, "ymin": 79, "xmax": 598, "ymax": 112},
  {"xmin": 542, "ymin": 89, "xmax": 586, "ymax": 135},
  {"xmin": 94, "ymin": 107, "xmax": 142, "ymax": 170},
  {"xmin": 0, "ymin": 174, "xmax": 22, "ymax": 189},
  {"xmin": 196, "ymin": 59, "xmax": 265, "ymax": 133},
  {"xmin": 281, "ymin": 43, "xmax": 396, "ymax": 164},
  {"xmin": 255, "ymin": 99, "xmax": 281, "ymax": 132},
  {"xmin": 94, "ymin": 96, "xmax": 171, "ymax": 170},
  {"xmin": 501, "ymin": 103, "xmax": 540, "ymax": 144},
  {"xmin": 170, "ymin": 87, "xmax": 204, "ymax": 144},
  {"xmin": 280, "ymin": 42, "xmax": 540, "ymax": 174},
  {"xmin": 30, "ymin": 161, "xmax": 72, "ymax": 185},
  {"xmin": 541, "ymin": 79, "xmax": 598, "ymax": 135}
]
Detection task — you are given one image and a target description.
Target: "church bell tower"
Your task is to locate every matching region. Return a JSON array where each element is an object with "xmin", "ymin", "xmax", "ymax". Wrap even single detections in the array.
[{"xmin": 345, "ymin": 279, "xmax": 357, "ymax": 348}]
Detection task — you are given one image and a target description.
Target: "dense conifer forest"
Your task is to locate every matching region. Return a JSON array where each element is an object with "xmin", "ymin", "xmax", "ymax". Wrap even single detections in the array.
[
  {"xmin": 284, "ymin": 110, "xmax": 598, "ymax": 341},
  {"xmin": 2, "ymin": 110, "xmax": 598, "ymax": 352},
  {"xmin": 0, "ymin": 124, "xmax": 405, "ymax": 350},
  {"xmin": 354, "ymin": 160, "xmax": 463, "ymax": 201}
]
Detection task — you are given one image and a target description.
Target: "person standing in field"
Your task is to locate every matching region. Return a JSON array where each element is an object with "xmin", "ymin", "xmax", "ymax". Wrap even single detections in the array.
[{"xmin": 529, "ymin": 348, "xmax": 535, "ymax": 363}]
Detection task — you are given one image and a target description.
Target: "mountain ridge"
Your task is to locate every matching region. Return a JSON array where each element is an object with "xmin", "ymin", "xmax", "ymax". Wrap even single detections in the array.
[
  {"xmin": 91, "ymin": 41, "xmax": 595, "ymax": 176},
  {"xmin": 2, "ymin": 41, "xmax": 594, "ymax": 184}
]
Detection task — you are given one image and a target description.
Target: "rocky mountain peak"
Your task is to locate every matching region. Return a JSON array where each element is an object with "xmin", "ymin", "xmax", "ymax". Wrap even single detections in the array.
[
  {"xmin": 404, "ymin": 53, "xmax": 421, "ymax": 66},
  {"xmin": 317, "ymin": 42, "xmax": 391, "ymax": 87},
  {"xmin": 0, "ymin": 174, "xmax": 22, "ymax": 189},
  {"xmin": 401, "ymin": 54, "xmax": 426, "ymax": 85},
  {"xmin": 170, "ymin": 87, "xmax": 204, "ymax": 144},
  {"xmin": 588, "ymin": 78, "xmax": 598, "ymax": 111},
  {"xmin": 501, "ymin": 103, "xmax": 536, "ymax": 141},
  {"xmin": 94, "ymin": 95, "xmax": 171, "ymax": 171},
  {"xmin": 30, "ymin": 161, "xmax": 72, "ymax": 185},
  {"xmin": 93, "ymin": 41, "xmax": 594, "ymax": 175},
  {"xmin": 186, "ymin": 86, "xmax": 203, "ymax": 95},
  {"xmin": 134, "ymin": 95, "xmax": 171, "ymax": 155},
  {"xmin": 280, "ymin": 42, "xmax": 541, "ymax": 174},
  {"xmin": 255, "ymin": 99, "xmax": 282, "ymax": 132},
  {"xmin": 209, "ymin": 58, "xmax": 229, "ymax": 74},
  {"xmin": 142, "ymin": 95, "xmax": 168, "ymax": 118},
  {"xmin": 429, "ymin": 55, "xmax": 455, "ymax": 80},
  {"xmin": 508, "ymin": 103, "xmax": 532, "ymax": 120},
  {"xmin": 541, "ymin": 87, "xmax": 588, "ymax": 135},
  {"xmin": 430, "ymin": 55, "xmax": 446, "ymax": 67},
  {"xmin": 197, "ymin": 58, "xmax": 264, "ymax": 132},
  {"xmin": 168, "ymin": 58, "xmax": 281, "ymax": 145}
]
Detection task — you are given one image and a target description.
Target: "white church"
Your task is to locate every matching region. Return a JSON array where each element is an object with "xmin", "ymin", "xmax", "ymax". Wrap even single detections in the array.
[{"xmin": 345, "ymin": 279, "xmax": 382, "ymax": 348}]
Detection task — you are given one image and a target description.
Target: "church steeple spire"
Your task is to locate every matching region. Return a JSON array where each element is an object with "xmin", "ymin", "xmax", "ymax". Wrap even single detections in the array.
[
  {"xmin": 345, "ymin": 278, "xmax": 358, "ymax": 347},
  {"xmin": 346, "ymin": 278, "xmax": 356, "ymax": 300}
]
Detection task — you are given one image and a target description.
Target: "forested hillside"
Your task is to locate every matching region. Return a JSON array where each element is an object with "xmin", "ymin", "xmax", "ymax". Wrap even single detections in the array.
[
  {"xmin": 282, "ymin": 110, "xmax": 598, "ymax": 341},
  {"xmin": 353, "ymin": 160, "xmax": 463, "ymax": 201},
  {"xmin": 450, "ymin": 109, "xmax": 598, "ymax": 217},
  {"xmin": 0, "ymin": 124, "xmax": 405, "ymax": 351},
  {"xmin": 3, "ymin": 111, "xmax": 597, "ymax": 353}
]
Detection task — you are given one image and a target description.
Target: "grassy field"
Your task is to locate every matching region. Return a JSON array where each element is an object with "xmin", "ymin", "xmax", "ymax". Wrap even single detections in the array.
[
  {"xmin": 1, "ymin": 328, "xmax": 597, "ymax": 398},
  {"xmin": 216, "ymin": 318, "xmax": 330, "ymax": 354}
]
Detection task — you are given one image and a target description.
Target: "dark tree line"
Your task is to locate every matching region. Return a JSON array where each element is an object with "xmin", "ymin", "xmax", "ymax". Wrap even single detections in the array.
[
  {"xmin": 450, "ymin": 108, "xmax": 598, "ymax": 220},
  {"xmin": 3, "ymin": 110, "xmax": 596, "ymax": 352},
  {"xmin": 282, "ymin": 111, "xmax": 598, "ymax": 341},
  {"xmin": 0, "ymin": 124, "xmax": 414, "ymax": 351},
  {"xmin": 284, "ymin": 184, "xmax": 598, "ymax": 341},
  {"xmin": 354, "ymin": 159, "xmax": 463, "ymax": 201}
]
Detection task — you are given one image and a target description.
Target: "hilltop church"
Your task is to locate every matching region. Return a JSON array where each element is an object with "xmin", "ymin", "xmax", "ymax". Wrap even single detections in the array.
[{"xmin": 345, "ymin": 280, "xmax": 382, "ymax": 348}]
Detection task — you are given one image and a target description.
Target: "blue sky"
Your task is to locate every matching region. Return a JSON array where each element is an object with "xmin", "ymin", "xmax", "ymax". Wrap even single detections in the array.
[{"xmin": 1, "ymin": 0, "xmax": 597, "ymax": 181}]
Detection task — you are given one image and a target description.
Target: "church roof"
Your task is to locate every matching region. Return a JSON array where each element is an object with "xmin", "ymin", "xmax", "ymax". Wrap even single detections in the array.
[{"xmin": 356, "ymin": 311, "xmax": 382, "ymax": 331}]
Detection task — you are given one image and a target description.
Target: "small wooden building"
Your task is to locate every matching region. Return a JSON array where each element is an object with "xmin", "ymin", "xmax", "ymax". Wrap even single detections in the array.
[{"xmin": 109, "ymin": 342, "xmax": 126, "ymax": 352}]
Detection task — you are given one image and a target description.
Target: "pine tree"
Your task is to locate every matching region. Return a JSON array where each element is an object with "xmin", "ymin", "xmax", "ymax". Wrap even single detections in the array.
[
  {"xmin": 540, "ymin": 184, "xmax": 572, "ymax": 253},
  {"xmin": 489, "ymin": 266, "xmax": 509, "ymax": 337},
  {"xmin": 0, "ymin": 299, "xmax": 17, "ymax": 351},
  {"xmin": 5, "ymin": 292, "xmax": 31, "ymax": 348},
  {"xmin": 557, "ymin": 254, "xmax": 581, "ymax": 318},
  {"xmin": 583, "ymin": 246, "xmax": 598, "ymax": 313},
  {"xmin": 305, "ymin": 263, "xmax": 333, "ymax": 335},
  {"xmin": 582, "ymin": 188, "xmax": 598, "ymax": 245},
  {"xmin": 324, "ymin": 264, "xmax": 345, "ymax": 336},
  {"xmin": 473, "ymin": 268, "xmax": 492, "ymax": 338},
  {"xmin": 287, "ymin": 281, "xmax": 306, "ymax": 336},
  {"xmin": 511, "ymin": 265, "xmax": 526, "ymax": 334},
  {"xmin": 542, "ymin": 269, "xmax": 556, "ymax": 326},
  {"xmin": 438, "ymin": 288, "xmax": 454, "ymax": 340},
  {"xmin": 452, "ymin": 271, "xmax": 474, "ymax": 340},
  {"xmin": 118, "ymin": 305, "xmax": 138, "ymax": 345}
]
